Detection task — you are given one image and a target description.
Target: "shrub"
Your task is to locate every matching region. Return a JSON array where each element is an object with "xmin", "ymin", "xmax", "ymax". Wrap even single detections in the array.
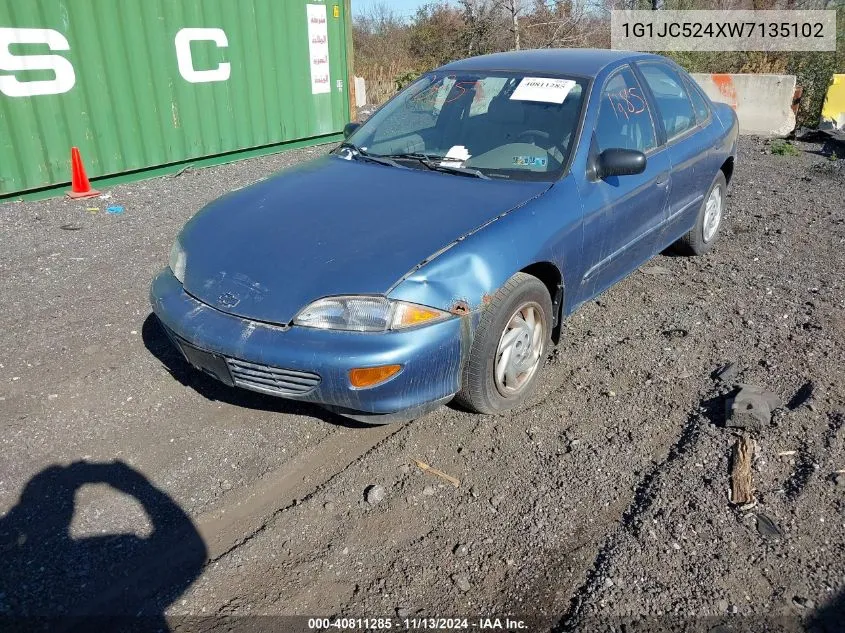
[
  {"xmin": 770, "ymin": 139, "xmax": 800, "ymax": 156},
  {"xmin": 395, "ymin": 70, "xmax": 421, "ymax": 91}
]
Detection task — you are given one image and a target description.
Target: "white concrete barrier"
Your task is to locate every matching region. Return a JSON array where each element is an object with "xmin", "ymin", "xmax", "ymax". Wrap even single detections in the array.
[
  {"xmin": 691, "ymin": 73, "xmax": 797, "ymax": 137},
  {"xmin": 354, "ymin": 76, "xmax": 367, "ymax": 108}
]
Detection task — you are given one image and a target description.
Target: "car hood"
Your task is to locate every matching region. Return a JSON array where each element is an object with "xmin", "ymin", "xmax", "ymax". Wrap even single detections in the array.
[{"xmin": 180, "ymin": 156, "xmax": 549, "ymax": 324}]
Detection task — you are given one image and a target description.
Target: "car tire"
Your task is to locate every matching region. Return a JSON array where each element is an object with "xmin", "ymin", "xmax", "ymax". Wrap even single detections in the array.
[
  {"xmin": 455, "ymin": 272, "xmax": 552, "ymax": 414},
  {"xmin": 674, "ymin": 170, "xmax": 727, "ymax": 256}
]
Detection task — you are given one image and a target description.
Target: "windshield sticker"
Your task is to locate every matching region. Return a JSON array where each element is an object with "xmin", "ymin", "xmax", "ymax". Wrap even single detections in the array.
[
  {"xmin": 510, "ymin": 77, "xmax": 576, "ymax": 104},
  {"xmin": 440, "ymin": 145, "xmax": 471, "ymax": 167},
  {"xmin": 513, "ymin": 156, "xmax": 547, "ymax": 167}
]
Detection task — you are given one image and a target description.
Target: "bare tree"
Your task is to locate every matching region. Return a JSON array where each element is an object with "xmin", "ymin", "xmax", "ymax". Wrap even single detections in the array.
[
  {"xmin": 520, "ymin": 0, "xmax": 605, "ymax": 49},
  {"xmin": 458, "ymin": 0, "xmax": 500, "ymax": 56},
  {"xmin": 495, "ymin": 0, "xmax": 524, "ymax": 50},
  {"xmin": 353, "ymin": 2, "xmax": 410, "ymax": 69}
]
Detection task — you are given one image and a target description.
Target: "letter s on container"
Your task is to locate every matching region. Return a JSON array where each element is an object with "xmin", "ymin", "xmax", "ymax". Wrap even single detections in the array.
[
  {"xmin": 0, "ymin": 27, "xmax": 75, "ymax": 97},
  {"xmin": 174, "ymin": 27, "xmax": 230, "ymax": 83}
]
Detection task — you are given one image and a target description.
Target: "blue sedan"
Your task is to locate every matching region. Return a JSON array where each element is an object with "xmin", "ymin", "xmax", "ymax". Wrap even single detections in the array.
[{"xmin": 150, "ymin": 49, "xmax": 738, "ymax": 423}]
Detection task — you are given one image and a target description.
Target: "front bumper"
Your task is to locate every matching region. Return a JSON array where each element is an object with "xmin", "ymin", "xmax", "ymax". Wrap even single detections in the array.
[{"xmin": 149, "ymin": 270, "xmax": 465, "ymax": 418}]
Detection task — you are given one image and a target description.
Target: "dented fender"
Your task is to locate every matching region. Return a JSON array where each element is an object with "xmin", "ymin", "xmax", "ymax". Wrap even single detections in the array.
[
  {"xmin": 387, "ymin": 176, "xmax": 585, "ymax": 318},
  {"xmin": 392, "ymin": 251, "xmax": 499, "ymax": 314}
]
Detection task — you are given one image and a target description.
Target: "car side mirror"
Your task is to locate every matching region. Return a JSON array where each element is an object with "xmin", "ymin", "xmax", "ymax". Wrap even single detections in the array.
[
  {"xmin": 343, "ymin": 122, "xmax": 361, "ymax": 139},
  {"xmin": 597, "ymin": 148, "xmax": 646, "ymax": 179}
]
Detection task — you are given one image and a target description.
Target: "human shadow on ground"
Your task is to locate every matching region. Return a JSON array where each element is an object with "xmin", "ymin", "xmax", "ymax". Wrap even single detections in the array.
[
  {"xmin": 0, "ymin": 461, "xmax": 207, "ymax": 632},
  {"xmin": 142, "ymin": 313, "xmax": 371, "ymax": 429},
  {"xmin": 808, "ymin": 586, "xmax": 845, "ymax": 633}
]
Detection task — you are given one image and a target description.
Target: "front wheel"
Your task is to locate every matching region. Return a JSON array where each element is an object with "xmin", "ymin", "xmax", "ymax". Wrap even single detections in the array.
[
  {"xmin": 674, "ymin": 170, "xmax": 727, "ymax": 256},
  {"xmin": 455, "ymin": 272, "xmax": 552, "ymax": 414}
]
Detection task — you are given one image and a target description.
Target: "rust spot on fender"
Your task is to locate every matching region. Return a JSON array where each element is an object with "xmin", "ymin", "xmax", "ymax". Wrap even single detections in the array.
[
  {"xmin": 450, "ymin": 300, "xmax": 470, "ymax": 315},
  {"xmin": 481, "ymin": 293, "xmax": 493, "ymax": 305}
]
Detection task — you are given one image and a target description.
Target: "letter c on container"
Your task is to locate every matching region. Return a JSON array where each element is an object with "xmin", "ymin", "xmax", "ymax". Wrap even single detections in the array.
[{"xmin": 174, "ymin": 27, "xmax": 230, "ymax": 83}]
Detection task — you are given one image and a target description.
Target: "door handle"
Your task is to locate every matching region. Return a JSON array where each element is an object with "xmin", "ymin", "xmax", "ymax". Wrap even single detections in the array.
[{"xmin": 655, "ymin": 171, "xmax": 670, "ymax": 187}]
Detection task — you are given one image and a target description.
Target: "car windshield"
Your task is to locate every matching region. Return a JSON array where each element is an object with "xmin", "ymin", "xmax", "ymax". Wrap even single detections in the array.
[{"xmin": 341, "ymin": 71, "xmax": 588, "ymax": 181}]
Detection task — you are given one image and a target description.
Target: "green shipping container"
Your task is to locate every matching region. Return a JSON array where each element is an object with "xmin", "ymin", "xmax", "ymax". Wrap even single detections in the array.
[{"xmin": 0, "ymin": 0, "xmax": 353, "ymax": 197}]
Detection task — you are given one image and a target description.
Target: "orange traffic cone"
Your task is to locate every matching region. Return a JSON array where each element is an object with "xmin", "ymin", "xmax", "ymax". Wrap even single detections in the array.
[{"xmin": 66, "ymin": 147, "xmax": 100, "ymax": 199}]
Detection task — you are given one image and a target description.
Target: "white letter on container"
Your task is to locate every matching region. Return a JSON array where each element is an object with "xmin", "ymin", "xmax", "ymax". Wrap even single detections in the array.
[
  {"xmin": 174, "ymin": 28, "xmax": 230, "ymax": 83},
  {"xmin": 0, "ymin": 27, "xmax": 75, "ymax": 97}
]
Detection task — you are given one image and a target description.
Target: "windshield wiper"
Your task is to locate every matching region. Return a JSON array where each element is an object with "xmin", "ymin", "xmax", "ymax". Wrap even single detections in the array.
[
  {"xmin": 384, "ymin": 151, "xmax": 446, "ymax": 163},
  {"xmin": 430, "ymin": 163, "xmax": 490, "ymax": 180},
  {"xmin": 337, "ymin": 142, "xmax": 404, "ymax": 169},
  {"xmin": 383, "ymin": 152, "xmax": 490, "ymax": 180},
  {"xmin": 383, "ymin": 151, "xmax": 443, "ymax": 169}
]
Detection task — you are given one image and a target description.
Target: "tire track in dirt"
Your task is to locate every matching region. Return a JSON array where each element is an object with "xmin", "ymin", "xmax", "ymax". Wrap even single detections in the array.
[
  {"xmin": 77, "ymin": 421, "xmax": 409, "ymax": 616},
  {"xmin": 199, "ymin": 421, "xmax": 409, "ymax": 562},
  {"xmin": 554, "ymin": 407, "xmax": 708, "ymax": 631}
]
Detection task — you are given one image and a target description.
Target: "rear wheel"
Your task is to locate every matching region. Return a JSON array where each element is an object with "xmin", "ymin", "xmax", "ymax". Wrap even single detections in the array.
[
  {"xmin": 455, "ymin": 272, "xmax": 552, "ymax": 414},
  {"xmin": 674, "ymin": 170, "xmax": 727, "ymax": 255}
]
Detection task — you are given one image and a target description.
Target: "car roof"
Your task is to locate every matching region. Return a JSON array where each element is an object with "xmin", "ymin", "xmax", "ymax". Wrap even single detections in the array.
[{"xmin": 438, "ymin": 48, "xmax": 663, "ymax": 78}]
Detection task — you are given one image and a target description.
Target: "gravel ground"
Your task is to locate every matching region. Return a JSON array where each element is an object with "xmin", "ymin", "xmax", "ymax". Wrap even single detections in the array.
[
  {"xmin": 0, "ymin": 136, "xmax": 843, "ymax": 631},
  {"xmin": 0, "ymin": 142, "xmax": 336, "ymax": 520}
]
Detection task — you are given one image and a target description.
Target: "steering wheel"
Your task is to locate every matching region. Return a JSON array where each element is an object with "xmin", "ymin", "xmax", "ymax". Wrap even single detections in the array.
[{"xmin": 517, "ymin": 129, "xmax": 551, "ymax": 146}]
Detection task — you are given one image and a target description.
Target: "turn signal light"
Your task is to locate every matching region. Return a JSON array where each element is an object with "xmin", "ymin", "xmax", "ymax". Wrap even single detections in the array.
[
  {"xmin": 392, "ymin": 303, "xmax": 447, "ymax": 328},
  {"xmin": 349, "ymin": 364, "xmax": 402, "ymax": 388}
]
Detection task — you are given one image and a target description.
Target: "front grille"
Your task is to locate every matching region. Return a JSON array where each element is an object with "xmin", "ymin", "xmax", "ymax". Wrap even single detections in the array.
[{"xmin": 226, "ymin": 358, "xmax": 321, "ymax": 397}]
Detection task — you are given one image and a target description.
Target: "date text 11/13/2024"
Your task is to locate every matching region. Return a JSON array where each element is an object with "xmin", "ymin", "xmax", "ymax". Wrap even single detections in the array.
[{"xmin": 307, "ymin": 617, "xmax": 528, "ymax": 630}]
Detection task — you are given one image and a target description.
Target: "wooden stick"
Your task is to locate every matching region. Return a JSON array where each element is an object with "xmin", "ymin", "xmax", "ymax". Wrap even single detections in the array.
[
  {"xmin": 731, "ymin": 436, "xmax": 754, "ymax": 505},
  {"xmin": 412, "ymin": 459, "xmax": 460, "ymax": 488}
]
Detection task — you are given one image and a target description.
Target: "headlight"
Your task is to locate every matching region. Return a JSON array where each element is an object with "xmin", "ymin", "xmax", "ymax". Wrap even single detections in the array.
[
  {"xmin": 169, "ymin": 238, "xmax": 186, "ymax": 284},
  {"xmin": 293, "ymin": 296, "xmax": 451, "ymax": 332}
]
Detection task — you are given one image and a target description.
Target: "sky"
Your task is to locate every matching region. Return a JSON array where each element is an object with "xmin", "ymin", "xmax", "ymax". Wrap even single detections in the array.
[{"xmin": 351, "ymin": 0, "xmax": 447, "ymax": 19}]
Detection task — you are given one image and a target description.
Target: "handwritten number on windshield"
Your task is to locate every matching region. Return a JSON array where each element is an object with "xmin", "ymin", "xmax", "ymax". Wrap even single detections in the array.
[
  {"xmin": 608, "ymin": 87, "xmax": 647, "ymax": 120},
  {"xmin": 409, "ymin": 77, "xmax": 480, "ymax": 108}
]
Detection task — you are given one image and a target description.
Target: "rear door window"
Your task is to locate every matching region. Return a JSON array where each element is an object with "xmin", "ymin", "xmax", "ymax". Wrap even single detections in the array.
[
  {"xmin": 683, "ymin": 76, "xmax": 711, "ymax": 124},
  {"xmin": 638, "ymin": 63, "xmax": 697, "ymax": 140}
]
